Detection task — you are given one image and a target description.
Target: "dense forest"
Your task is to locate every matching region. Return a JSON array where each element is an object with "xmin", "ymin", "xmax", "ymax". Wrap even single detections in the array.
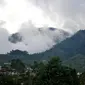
[{"xmin": 0, "ymin": 57, "xmax": 83, "ymax": 85}]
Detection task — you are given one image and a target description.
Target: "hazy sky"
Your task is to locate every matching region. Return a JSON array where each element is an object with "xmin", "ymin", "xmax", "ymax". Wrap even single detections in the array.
[
  {"xmin": 29, "ymin": 0, "xmax": 85, "ymax": 33},
  {"xmin": 0, "ymin": 0, "xmax": 85, "ymax": 54},
  {"xmin": 0, "ymin": 0, "xmax": 85, "ymax": 33},
  {"xmin": 0, "ymin": 0, "xmax": 57, "ymax": 34}
]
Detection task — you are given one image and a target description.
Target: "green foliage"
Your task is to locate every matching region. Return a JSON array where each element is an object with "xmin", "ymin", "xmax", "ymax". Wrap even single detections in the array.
[
  {"xmin": 31, "ymin": 61, "xmax": 46, "ymax": 74},
  {"xmin": 79, "ymin": 72, "xmax": 85, "ymax": 85},
  {"xmin": 63, "ymin": 54, "xmax": 85, "ymax": 72},
  {"xmin": 0, "ymin": 57, "xmax": 81, "ymax": 85},
  {"xmin": 34, "ymin": 57, "xmax": 80, "ymax": 85},
  {"xmin": 11, "ymin": 59, "xmax": 26, "ymax": 72}
]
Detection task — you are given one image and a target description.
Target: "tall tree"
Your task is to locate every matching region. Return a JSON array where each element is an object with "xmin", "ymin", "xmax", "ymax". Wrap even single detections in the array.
[{"xmin": 34, "ymin": 57, "xmax": 80, "ymax": 85}]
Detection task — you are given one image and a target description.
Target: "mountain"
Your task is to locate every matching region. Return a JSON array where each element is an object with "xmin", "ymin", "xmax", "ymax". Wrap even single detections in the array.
[
  {"xmin": 3, "ymin": 30, "xmax": 85, "ymax": 61},
  {"xmin": 50, "ymin": 30, "xmax": 85, "ymax": 58},
  {"xmin": 2, "ymin": 30, "xmax": 85, "ymax": 60},
  {"xmin": 44, "ymin": 29, "xmax": 85, "ymax": 72},
  {"xmin": 1, "ymin": 30, "xmax": 85, "ymax": 72},
  {"xmin": 62, "ymin": 54, "xmax": 85, "ymax": 72}
]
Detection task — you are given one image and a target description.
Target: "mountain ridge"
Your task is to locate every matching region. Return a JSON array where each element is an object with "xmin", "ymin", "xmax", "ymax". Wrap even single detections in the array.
[{"xmin": 0, "ymin": 29, "xmax": 85, "ymax": 72}]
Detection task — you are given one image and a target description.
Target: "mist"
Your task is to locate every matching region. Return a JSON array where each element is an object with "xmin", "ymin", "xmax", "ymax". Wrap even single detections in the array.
[
  {"xmin": 11, "ymin": 21, "xmax": 70, "ymax": 54},
  {"xmin": 28, "ymin": 0, "xmax": 85, "ymax": 33},
  {"xmin": 0, "ymin": 28, "xmax": 12, "ymax": 54},
  {"xmin": 0, "ymin": 0, "xmax": 85, "ymax": 54}
]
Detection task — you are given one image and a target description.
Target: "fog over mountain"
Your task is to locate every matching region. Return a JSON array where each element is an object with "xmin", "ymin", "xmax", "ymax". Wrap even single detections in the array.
[
  {"xmin": 8, "ymin": 21, "xmax": 70, "ymax": 54},
  {"xmin": 0, "ymin": 22, "xmax": 70, "ymax": 54},
  {"xmin": 0, "ymin": 0, "xmax": 85, "ymax": 54}
]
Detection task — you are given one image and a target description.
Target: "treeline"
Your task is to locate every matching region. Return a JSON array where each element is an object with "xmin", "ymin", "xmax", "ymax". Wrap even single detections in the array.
[{"xmin": 0, "ymin": 57, "xmax": 84, "ymax": 85}]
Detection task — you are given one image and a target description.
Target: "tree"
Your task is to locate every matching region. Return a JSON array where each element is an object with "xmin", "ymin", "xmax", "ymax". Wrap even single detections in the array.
[
  {"xmin": 11, "ymin": 59, "xmax": 25, "ymax": 72},
  {"xmin": 34, "ymin": 57, "xmax": 80, "ymax": 85},
  {"xmin": 79, "ymin": 72, "xmax": 85, "ymax": 85}
]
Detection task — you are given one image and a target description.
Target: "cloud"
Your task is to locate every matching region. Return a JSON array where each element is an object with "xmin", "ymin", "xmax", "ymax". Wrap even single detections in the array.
[
  {"xmin": 0, "ymin": 21, "xmax": 70, "ymax": 54},
  {"xmin": 0, "ymin": 0, "xmax": 85, "ymax": 54},
  {"xmin": 0, "ymin": 28, "xmax": 12, "ymax": 54},
  {"xmin": 1, "ymin": 0, "xmax": 85, "ymax": 33},
  {"xmin": 11, "ymin": 21, "xmax": 56, "ymax": 54},
  {"xmin": 10, "ymin": 21, "xmax": 70, "ymax": 54},
  {"xmin": 0, "ymin": 0, "xmax": 5, "ymax": 5},
  {"xmin": 28, "ymin": 0, "xmax": 85, "ymax": 33}
]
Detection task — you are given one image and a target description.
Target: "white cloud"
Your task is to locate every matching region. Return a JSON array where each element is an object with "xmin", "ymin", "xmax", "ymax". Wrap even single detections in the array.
[
  {"xmin": 0, "ymin": 21, "xmax": 70, "ymax": 54},
  {"xmin": 28, "ymin": 0, "xmax": 85, "ymax": 33},
  {"xmin": 0, "ymin": 0, "xmax": 85, "ymax": 54},
  {"xmin": 0, "ymin": 0, "xmax": 85, "ymax": 33},
  {"xmin": 11, "ymin": 21, "xmax": 70, "ymax": 54},
  {"xmin": 0, "ymin": 28, "xmax": 12, "ymax": 54}
]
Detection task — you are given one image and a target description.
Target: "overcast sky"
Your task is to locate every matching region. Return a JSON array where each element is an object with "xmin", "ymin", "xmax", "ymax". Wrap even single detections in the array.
[
  {"xmin": 0, "ymin": 0, "xmax": 85, "ymax": 33},
  {"xmin": 0, "ymin": 0, "xmax": 85, "ymax": 54}
]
